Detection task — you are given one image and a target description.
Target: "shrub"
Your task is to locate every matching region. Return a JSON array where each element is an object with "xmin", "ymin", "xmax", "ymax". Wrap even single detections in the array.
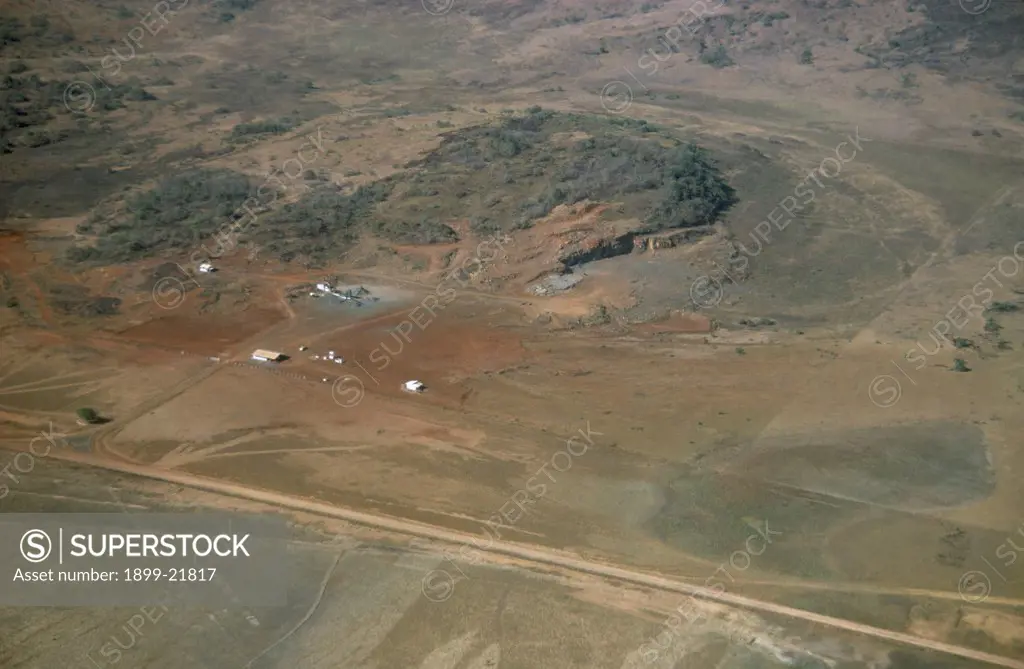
[
  {"xmin": 763, "ymin": 12, "xmax": 790, "ymax": 26},
  {"xmin": 61, "ymin": 60, "xmax": 88, "ymax": 73},
  {"xmin": 952, "ymin": 358, "xmax": 970, "ymax": 372},
  {"xmin": 76, "ymin": 407, "xmax": 99, "ymax": 423},
  {"xmin": 799, "ymin": 48, "xmax": 814, "ymax": 65},
  {"xmin": 374, "ymin": 218, "xmax": 458, "ymax": 245},
  {"xmin": 230, "ymin": 117, "xmax": 296, "ymax": 138},
  {"xmin": 701, "ymin": 44, "xmax": 734, "ymax": 68},
  {"xmin": 122, "ymin": 85, "xmax": 156, "ymax": 101},
  {"xmin": 217, "ymin": 0, "xmax": 259, "ymax": 9}
]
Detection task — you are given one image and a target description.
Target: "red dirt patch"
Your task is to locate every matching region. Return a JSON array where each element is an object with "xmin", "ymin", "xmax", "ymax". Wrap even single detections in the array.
[
  {"xmin": 115, "ymin": 307, "xmax": 285, "ymax": 356},
  {"xmin": 637, "ymin": 312, "xmax": 714, "ymax": 334},
  {"xmin": 290, "ymin": 304, "xmax": 530, "ymax": 405}
]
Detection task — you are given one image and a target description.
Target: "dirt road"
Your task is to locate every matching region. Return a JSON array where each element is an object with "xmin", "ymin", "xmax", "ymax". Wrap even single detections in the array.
[{"xmin": 29, "ymin": 450, "xmax": 1024, "ymax": 669}]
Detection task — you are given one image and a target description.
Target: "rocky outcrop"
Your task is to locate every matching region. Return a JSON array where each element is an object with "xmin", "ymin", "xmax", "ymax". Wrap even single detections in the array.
[
  {"xmin": 633, "ymin": 225, "xmax": 716, "ymax": 251},
  {"xmin": 557, "ymin": 232, "xmax": 636, "ymax": 267}
]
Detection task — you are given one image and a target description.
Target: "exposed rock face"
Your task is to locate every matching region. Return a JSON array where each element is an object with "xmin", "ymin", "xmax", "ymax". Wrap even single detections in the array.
[
  {"xmin": 634, "ymin": 226, "xmax": 716, "ymax": 251},
  {"xmin": 558, "ymin": 225, "xmax": 717, "ymax": 268},
  {"xmin": 557, "ymin": 232, "xmax": 636, "ymax": 267}
]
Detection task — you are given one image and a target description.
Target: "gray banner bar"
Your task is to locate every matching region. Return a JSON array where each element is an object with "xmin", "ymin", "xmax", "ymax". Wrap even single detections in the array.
[{"xmin": 1, "ymin": 513, "xmax": 290, "ymax": 606}]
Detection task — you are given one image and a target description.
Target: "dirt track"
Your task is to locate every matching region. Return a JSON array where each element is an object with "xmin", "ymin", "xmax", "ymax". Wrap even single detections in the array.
[{"xmin": 30, "ymin": 450, "xmax": 1024, "ymax": 669}]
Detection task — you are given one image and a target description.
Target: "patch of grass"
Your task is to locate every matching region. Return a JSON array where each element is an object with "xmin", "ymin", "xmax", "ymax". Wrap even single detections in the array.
[{"xmin": 986, "ymin": 301, "xmax": 1019, "ymax": 313}]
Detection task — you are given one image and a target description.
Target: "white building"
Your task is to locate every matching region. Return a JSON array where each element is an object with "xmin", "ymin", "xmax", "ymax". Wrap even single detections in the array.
[
  {"xmin": 198, "ymin": 262, "xmax": 215, "ymax": 273},
  {"xmin": 402, "ymin": 380, "xmax": 425, "ymax": 393},
  {"xmin": 316, "ymin": 282, "xmax": 332, "ymax": 292},
  {"xmin": 251, "ymin": 349, "xmax": 284, "ymax": 362}
]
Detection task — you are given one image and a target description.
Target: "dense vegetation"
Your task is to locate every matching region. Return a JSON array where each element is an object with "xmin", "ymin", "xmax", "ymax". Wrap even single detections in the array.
[
  {"xmin": 69, "ymin": 169, "xmax": 255, "ymax": 263},
  {"xmin": 1, "ymin": 71, "xmax": 156, "ymax": 152},
  {"xmin": 258, "ymin": 182, "xmax": 397, "ymax": 261},
  {"xmin": 0, "ymin": 15, "xmax": 73, "ymax": 52},
  {"xmin": 402, "ymin": 107, "xmax": 735, "ymax": 234},
  {"xmin": 68, "ymin": 109, "xmax": 735, "ymax": 266}
]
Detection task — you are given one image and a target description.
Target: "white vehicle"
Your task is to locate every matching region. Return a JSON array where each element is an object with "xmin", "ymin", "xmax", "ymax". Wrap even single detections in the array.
[
  {"xmin": 402, "ymin": 380, "xmax": 425, "ymax": 393},
  {"xmin": 334, "ymin": 358, "xmax": 345, "ymax": 364}
]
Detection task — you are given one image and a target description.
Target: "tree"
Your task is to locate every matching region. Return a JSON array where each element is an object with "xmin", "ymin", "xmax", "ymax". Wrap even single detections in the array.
[
  {"xmin": 76, "ymin": 407, "xmax": 99, "ymax": 423},
  {"xmin": 952, "ymin": 358, "xmax": 970, "ymax": 373},
  {"xmin": 799, "ymin": 48, "xmax": 814, "ymax": 65}
]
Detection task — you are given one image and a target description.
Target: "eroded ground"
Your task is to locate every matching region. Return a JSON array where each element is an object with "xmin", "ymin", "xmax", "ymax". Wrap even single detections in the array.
[{"xmin": 2, "ymin": 0, "xmax": 1024, "ymax": 667}]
